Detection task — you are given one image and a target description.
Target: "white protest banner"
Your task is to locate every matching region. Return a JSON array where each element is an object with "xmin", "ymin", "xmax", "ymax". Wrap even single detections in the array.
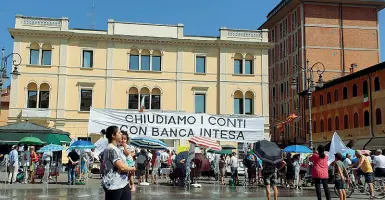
[{"xmin": 88, "ymin": 108, "xmax": 265, "ymax": 142}]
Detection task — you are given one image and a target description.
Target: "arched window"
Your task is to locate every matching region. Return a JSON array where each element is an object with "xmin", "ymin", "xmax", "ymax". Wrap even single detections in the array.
[
  {"xmin": 29, "ymin": 43, "xmax": 40, "ymax": 65},
  {"xmin": 363, "ymin": 80, "xmax": 368, "ymax": 96},
  {"xmin": 376, "ymin": 108, "xmax": 382, "ymax": 125},
  {"xmin": 335, "ymin": 116, "xmax": 340, "ymax": 130},
  {"xmin": 327, "ymin": 92, "xmax": 331, "ymax": 104},
  {"xmin": 364, "ymin": 110, "xmax": 370, "ymax": 127},
  {"xmin": 334, "ymin": 89, "xmax": 338, "ymax": 102},
  {"xmin": 234, "ymin": 53, "xmax": 243, "ymax": 74},
  {"xmin": 27, "ymin": 82, "xmax": 38, "ymax": 108},
  {"xmin": 343, "ymin": 87, "xmax": 348, "ymax": 100},
  {"xmin": 128, "ymin": 87, "xmax": 139, "ymax": 109},
  {"xmin": 151, "ymin": 88, "xmax": 162, "ymax": 110},
  {"xmin": 244, "ymin": 91, "xmax": 254, "ymax": 115},
  {"xmin": 320, "ymin": 94, "xmax": 324, "ymax": 106},
  {"xmin": 344, "ymin": 114, "xmax": 349, "ymax": 129},
  {"xmin": 41, "ymin": 43, "xmax": 52, "ymax": 66},
  {"xmin": 320, "ymin": 120, "xmax": 324, "ymax": 132},
  {"xmin": 234, "ymin": 90, "xmax": 243, "ymax": 114},
  {"xmin": 39, "ymin": 83, "xmax": 50, "ymax": 108},
  {"xmin": 140, "ymin": 87, "xmax": 150, "ymax": 109},
  {"xmin": 354, "ymin": 113, "xmax": 359, "ymax": 128},
  {"xmin": 152, "ymin": 50, "xmax": 162, "ymax": 71},
  {"xmin": 129, "ymin": 49, "xmax": 140, "ymax": 70},
  {"xmin": 313, "ymin": 121, "xmax": 317, "ymax": 133},
  {"xmin": 375, "ymin": 77, "xmax": 380, "ymax": 91},
  {"xmin": 328, "ymin": 118, "xmax": 332, "ymax": 131},
  {"xmin": 353, "ymin": 84, "xmax": 358, "ymax": 97},
  {"xmin": 244, "ymin": 54, "xmax": 253, "ymax": 75}
]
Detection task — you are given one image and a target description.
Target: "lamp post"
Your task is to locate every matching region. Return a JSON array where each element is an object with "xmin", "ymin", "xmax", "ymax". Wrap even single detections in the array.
[
  {"xmin": 291, "ymin": 60, "xmax": 325, "ymax": 150},
  {"xmin": 1, "ymin": 48, "xmax": 21, "ymax": 113}
]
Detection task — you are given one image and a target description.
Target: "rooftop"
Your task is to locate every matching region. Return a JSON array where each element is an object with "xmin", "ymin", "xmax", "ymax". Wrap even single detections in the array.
[
  {"xmin": 299, "ymin": 61, "xmax": 385, "ymax": 95},
  {"xmin": 260, "ymin": 0, "xmax": 385, "ymax": 29},
  {"xmin": 11, "ymin": 15, "xmax": 270, "ymax": 44}
]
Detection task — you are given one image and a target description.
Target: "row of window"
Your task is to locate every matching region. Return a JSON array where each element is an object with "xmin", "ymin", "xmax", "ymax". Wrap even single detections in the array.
[
  {"xmin": 312, "ymin": 109, "xmax": 382, "ymax": 133},
  {"xmin": 26, "ymin": 85, "xmax": 255, "ymax": 114},
  {"xmin": 314, "ymin": 77, "xmax": 381, "ymax": 107},
  {"xmin": 29, "ymin": 44, "xmax": 256, "ymax": 75}
]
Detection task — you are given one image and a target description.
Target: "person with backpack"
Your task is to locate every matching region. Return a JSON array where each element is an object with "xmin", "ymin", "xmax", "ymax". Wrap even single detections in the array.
[{"xmin": 262, "ymin": 161, "xmax": 279, "ymax": 200}]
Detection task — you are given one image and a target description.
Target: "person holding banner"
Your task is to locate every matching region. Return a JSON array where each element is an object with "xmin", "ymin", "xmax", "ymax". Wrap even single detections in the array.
[{"xmin": 102, "ymin": 126, "xmax": 136, "ymax": 200}]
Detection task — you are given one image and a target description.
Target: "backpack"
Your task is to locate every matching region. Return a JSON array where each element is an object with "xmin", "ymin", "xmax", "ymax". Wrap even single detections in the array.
[{"xmin": 262, "ymin": 163, "xmax": 277, "ymax": 175}]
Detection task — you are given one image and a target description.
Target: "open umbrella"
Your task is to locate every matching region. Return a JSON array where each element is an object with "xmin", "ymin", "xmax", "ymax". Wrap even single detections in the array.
[
  {"xmin": 208, "ymin": 149, "xmax": 233, "ymax": 155},
  {"xmin": 69, "ymin": 140, "xmax": 95, "ymax": 150},
  {"xmin": 130, "ymin": 137, "xmax": 168, "ymax": 150},
  {"xmin": 221, "ymin": 144, "xmax": 236, "ymax": 150},
  {"xmin": 254, "ymin": 140, "xmax": 282, "ymax": 164},
  {"xmin": 283, "ymin": 145, "xmax": 312, "ymax": 153},
  {"xmin": 37, "ymin": 144, "xmax": 66, "ymax": 153},
  {"xmin": 188, "ymin": 136, "xmax": 221, "ymax": 151},
  {"xmin": 19, "ymin": 137, "xmax": 44, "ymax": 145}
]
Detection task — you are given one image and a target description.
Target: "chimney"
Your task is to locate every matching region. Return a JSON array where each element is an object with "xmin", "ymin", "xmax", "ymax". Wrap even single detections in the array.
[{"xmin": 350, "ymin": 63, "xmax": 357, "ymax": 74}]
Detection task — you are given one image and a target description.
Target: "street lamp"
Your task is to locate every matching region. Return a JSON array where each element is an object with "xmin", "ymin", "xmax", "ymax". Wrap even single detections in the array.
[
  {"xmin": 291, "ymin": 60, "xmax": 325, "ymax": 150},
  {"xmin": 1, "ymin": 48, "xmax": 21, "ymax": 112}
]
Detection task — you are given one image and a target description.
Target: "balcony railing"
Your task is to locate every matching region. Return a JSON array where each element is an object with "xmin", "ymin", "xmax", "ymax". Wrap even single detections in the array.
[
  {"xmin": 22, "ymin": 17, "xmax": 61, "ymax": 27},
  {"xmin": 21, "ymin": 108, "xmax": 50, "ymax": 118}
]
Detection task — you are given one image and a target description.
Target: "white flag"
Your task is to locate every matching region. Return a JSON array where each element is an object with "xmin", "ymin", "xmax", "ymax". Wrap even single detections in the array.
[{"xmin": 328, "ymin": 132, "xmax": 348, "ymax": 165}]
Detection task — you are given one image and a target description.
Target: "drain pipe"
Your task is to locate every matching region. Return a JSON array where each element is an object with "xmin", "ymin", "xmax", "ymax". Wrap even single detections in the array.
[
  {"xmin": 339, "ymin": 4, "xmax": 345, "ymax": 76},
  {"xmin": 364, "ymin": 74, "xmax": 375, "ymax": 150}
]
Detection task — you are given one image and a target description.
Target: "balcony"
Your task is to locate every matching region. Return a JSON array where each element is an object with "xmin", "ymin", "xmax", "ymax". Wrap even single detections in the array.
[
  {"xmin": 21, "ymin": 108, "xmax": 50, "ymax": 119},
  {"xmin": 219, "ymin": 28, "xmax": 268, "ymax": 42},
  {"xmin": 14, "ymin": 15, "xmax": 69, "ymax": 31}
]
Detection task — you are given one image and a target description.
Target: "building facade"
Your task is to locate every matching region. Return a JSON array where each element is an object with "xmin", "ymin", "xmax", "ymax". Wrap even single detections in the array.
[
  {"xmin": 0, "ymin": 87, "xmax": 10, "ymax": 126},
  {"xmin": 259, "ymin": 0, "xmax": 385, "ymax": 146},
  {"xmin": 300, "ymin": 62, "xmax": 385, "ymax": 150},
  {"xmin": 8, "ymin": 15, "xmax": 272, "ymax": 147}
]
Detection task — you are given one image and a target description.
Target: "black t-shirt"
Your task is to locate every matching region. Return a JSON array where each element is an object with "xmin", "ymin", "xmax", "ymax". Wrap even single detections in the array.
[{"xmin": 68, "ymin": 151, "xmax": 80, "ymax": 165}]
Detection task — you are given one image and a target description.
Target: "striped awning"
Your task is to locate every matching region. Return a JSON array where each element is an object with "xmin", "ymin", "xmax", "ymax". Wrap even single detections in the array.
[{"xmin": 188, "ymin": 136, "xmax": 221, "ymax": 151}]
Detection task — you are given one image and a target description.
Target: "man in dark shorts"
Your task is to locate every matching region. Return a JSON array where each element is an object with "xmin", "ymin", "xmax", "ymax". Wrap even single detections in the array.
[
  {"xmin": 68, "ymin": 149, "xmax": 80, "ymax": 185},
  {"xmin": 334, "ymin": 153, "xmax": 349, "ymax": 200},
  {"xmin": 262, "ymin": 162, "xmax": 278, "ymax": 200}
]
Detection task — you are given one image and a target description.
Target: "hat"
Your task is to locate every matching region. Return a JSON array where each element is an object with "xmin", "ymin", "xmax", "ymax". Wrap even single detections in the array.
[{"xmin": 11, "ymin": 145, "xmax": 17, "ymax": 149}]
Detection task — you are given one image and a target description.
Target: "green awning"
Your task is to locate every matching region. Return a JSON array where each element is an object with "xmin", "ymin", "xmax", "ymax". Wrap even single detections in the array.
[
  {"xmin": 0, "ymin": 122, "xmax": 71, "ymax": 145},
  {"xmin": 46, "ymin": 134, "xmax": 71, "ymax": 145},
  {"xmin": 0, "ymin": 133, "xmax": 70, "ymax": 145},
  {"xmin": 0, "ymin": 133, "xmax": 48, "ymax": 145}
]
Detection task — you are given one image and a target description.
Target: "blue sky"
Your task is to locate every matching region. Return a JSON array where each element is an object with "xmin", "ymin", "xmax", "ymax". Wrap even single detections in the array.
[{"xmin": 0, "ymin": 0, "xmax": 384, "ymax": 86}]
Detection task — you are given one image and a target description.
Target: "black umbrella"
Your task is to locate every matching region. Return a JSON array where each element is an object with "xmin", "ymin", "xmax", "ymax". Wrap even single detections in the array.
[
  {"xmin": 253, "ymin": 140, "xmax": 283, "ymax": 164},
  {"xmin": 221, "ymin": 144, "xmax": 236, "ymax": 150}
]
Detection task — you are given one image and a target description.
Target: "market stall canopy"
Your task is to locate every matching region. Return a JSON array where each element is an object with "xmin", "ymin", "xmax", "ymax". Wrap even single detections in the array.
[
  {"xmin": 0, "ymin": 122, "xmax": 71, "ymax": 145},
  {"xmin": 364, "ymin": 137, "xmax": 385, "ymax": 150}
]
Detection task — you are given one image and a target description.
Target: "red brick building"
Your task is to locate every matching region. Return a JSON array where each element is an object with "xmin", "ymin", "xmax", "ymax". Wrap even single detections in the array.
[
  {"xmin": 259, "ymin": 0, "xmax": 385, "ymax": 146},
  {"xmin": 300, "ymin": 62, "xmax": 385, "ymax": 150}
]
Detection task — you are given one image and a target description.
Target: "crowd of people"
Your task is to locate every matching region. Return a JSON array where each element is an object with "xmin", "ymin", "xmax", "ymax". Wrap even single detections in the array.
[{"xmin": 259, "ymin": 145, "xmax": 385, "ymax": 200}]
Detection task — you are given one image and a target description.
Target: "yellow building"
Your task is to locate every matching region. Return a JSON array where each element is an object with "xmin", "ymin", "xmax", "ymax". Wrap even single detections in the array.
[{"xmin": 8, "ymin": 15, "xmax": 272, "ymax": 147}]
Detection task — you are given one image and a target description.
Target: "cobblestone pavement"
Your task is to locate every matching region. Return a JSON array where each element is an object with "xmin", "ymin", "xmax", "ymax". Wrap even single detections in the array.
[{"xmin": 0, "ymin": 173, "xmax": 382, "ymax": 199}]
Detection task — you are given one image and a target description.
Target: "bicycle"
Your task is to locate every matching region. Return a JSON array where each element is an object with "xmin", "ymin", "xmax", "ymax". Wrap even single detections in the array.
[{"xmin": 335, "ymin": 169, "xmax": 385, "ymax": 199}]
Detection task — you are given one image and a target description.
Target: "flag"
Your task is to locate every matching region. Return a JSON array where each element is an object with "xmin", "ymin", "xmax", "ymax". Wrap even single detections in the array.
[
  {"xmin": 328, "ymin": 132, "xmax": 348, "ymax": 165},
  {"xmin": 139, "ymin": 95, "xmax": 146, "ymax": 112},
  {"xmin": 286, "ymin": 112, "xmax": 299, "ymax": 122},
  {"xmin": 363, "ymin": 94, "xmax": 369, "ymax": 107},
  {"xmin": 277, "ymin": 123, "xmax": 284, "ymax": 132}
]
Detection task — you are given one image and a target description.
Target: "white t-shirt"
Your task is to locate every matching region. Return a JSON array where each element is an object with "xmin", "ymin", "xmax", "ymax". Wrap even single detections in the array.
[
  {"xmin": 373, "ymin": 155, "xmax": 385, "ymax": 169},
  {"xmin": 21, "ymin": 150, "xmax": 30, "ymax": 167},
  {"xmin": 43, "ymin": 152, "xmax": 53, "ymax": 161},
  {"xmin": 160, "ymin": 152, "xmax": 169, "ymax": 163},
  {"xmin": 230, "ymin": 156, "xmax": 238, "ymax": 168},
  {"xmin": 343, "ymin": 158, "xmax": 352, "ymax": 168}
]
